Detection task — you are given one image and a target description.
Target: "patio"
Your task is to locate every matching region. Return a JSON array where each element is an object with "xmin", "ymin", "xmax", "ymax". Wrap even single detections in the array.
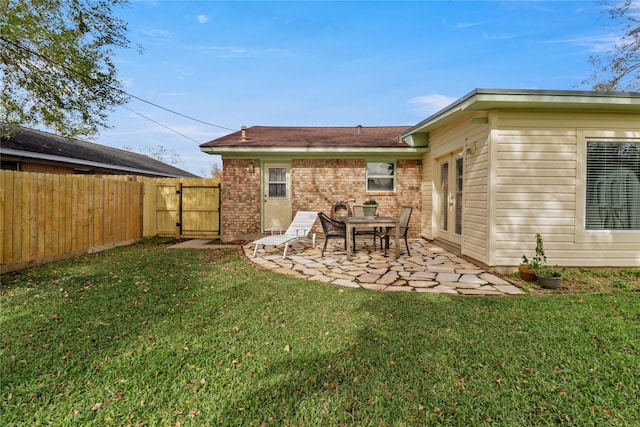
[{"xmin": 173, "ymin": 238, "xmax": 524, "ymax": 295}]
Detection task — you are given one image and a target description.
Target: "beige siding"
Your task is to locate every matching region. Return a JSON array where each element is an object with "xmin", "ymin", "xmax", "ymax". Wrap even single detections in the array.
[
  {"xmin": 491, "ymin": 110, "xmax": 640, "ymax": 268},
  {"xmin": 421, "ymin": 113, "xmax": 491, "ymax": 264},
  {"xmin": 421, "ymin": 157, "xmax": 434, "ymax": 239},
  {"xmin": 463, "ymin": 130, "xmax": 490, "ymax": 264}
]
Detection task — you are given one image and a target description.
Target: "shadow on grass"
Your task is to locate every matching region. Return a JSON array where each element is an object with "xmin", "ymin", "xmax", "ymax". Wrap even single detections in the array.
[
  {"xmin": 2, "ymin": 245, "xmax": 639, "ymax": 426},
  {"xmin": 210, "ymin": 288, "xmax": 640, "ymax": 425}
]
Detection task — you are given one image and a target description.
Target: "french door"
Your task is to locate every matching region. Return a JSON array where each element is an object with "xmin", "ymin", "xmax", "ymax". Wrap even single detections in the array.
[{"xmin": 437, "ymin": 153, "xmax": 464, "ymax": 245}]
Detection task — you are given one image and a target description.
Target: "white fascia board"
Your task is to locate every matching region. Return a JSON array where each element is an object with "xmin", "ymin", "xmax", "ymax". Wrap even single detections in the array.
[
  {"xmin": 403, "ymin": 88, "xmax": 640, "ymax": 137},
  {"xmin": 200, "ymin": 146, "xmax": 428, "ymax": 159},
  {"xmin": 1, "ymin": 148, "xmax": 186, "ymax": 178}
]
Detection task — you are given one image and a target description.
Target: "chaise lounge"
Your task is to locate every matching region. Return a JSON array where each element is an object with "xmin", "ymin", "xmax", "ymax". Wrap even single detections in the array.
[{"xmin": 249, "ymin": 211, "xmax": 318, "ymax": 259}]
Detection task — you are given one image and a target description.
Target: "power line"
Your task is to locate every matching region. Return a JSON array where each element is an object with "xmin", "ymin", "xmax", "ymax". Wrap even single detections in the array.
[
  {"xmin": 0, "ymin": 35, "xmax": 238, "ymax": 138},
  {"xmin": 122, "ymin": 106, "xmax": 201, "ymax": 143}
]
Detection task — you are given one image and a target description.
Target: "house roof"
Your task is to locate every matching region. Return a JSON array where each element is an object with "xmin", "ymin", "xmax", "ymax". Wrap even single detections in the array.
[
  {"xmin": 1, "ymin": 124, "xmax": 199, "ymax": 178},
  {"xmin": 201, "ymin": 125, "xmax": 409, "ymax": 148},
  {"xmin": 199, "ymin": 125, "xmax": 427, "ymax": 159},
  {"xmin": 402, "ymin": 88, "xmax": 640, "ymax": 139}
]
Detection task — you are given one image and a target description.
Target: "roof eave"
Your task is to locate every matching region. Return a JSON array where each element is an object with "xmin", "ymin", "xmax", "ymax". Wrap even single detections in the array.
[
  {"xmin": 402, "ymin": 88, "xmax": 640, "ymax": 137},
  {"xmin": 2, "ymin": 148, "xmax": 191, "ymax": 178},
  {"xmin": 200, "ymin": 146, "xmax": 428, "ymax": 159}
]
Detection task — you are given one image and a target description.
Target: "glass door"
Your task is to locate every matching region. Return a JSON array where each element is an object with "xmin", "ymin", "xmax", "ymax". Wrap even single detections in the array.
[{"xmin": 437, "ymin": 153, "xmax": 463, "ymax": 244}]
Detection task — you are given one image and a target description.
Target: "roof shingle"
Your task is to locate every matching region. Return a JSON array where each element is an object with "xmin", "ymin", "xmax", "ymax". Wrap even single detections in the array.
[
  {"xmin": 200, "ymin": 125, "xmax": 411, "ymax": 148},
  {"xmin": 1, "ymin": 124, "xmax": 198, "ymax": 177}
]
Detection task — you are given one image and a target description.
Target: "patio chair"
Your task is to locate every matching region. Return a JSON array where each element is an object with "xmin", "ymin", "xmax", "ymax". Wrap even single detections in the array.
[
  {"xmin": 351, "ymin": 205, "xmax": 378, "ymax": 249},
  {"xmin": 317, "ymin": 212, "xmax": 347, "ymax": 255},
  {"xmin": 378, "ymin": 206, "xmax": 413, "ymax": 256},
  {"xmin": 250, "ymin": 211, "xmax": 318, "ymax": 259}
]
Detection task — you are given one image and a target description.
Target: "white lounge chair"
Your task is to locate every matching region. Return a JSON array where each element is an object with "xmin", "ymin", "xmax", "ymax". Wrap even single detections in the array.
[{"xmin": 251, "ymin": 211, "xmax": 318, "ymax": 258}]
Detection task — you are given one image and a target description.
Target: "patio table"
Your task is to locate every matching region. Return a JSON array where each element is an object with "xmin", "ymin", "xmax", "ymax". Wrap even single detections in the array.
[{"xmin": 344, "ymin": 216, "xmax": 399, "ymax": 259}]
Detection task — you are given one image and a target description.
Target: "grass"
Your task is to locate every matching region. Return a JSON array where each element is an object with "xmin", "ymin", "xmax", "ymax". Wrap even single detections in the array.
[
  {"xmin": 508, "ymin": 268, "xmax": 640, "ymax": 294},
  {"xmin": 2, "ymin": 239, "xmax": 639, "ymax": 426}
]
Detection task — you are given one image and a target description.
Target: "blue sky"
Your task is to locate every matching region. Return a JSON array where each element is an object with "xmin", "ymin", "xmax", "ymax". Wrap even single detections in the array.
[{"xmin": 96, "ymin": 1, "xmax": 620, "ymax": 176}]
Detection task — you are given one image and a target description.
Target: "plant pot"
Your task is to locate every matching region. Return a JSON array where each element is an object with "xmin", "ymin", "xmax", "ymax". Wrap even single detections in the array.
[
  {"xmin": 518, "ymin": 265, "xmax": 537, "ymax": 281},
  {"xmin": 362, "ymin": 205, "xmax": 378, "ymax": 218},
  {"xmin": 538, "ymin": 276, "xmax": 562, "ymax": 289}
]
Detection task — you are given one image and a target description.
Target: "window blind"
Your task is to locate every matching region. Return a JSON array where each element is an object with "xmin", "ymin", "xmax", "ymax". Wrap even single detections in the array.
[{"xmin": 586, "ymin": 140, "xmax": 640, "ymax": 230}]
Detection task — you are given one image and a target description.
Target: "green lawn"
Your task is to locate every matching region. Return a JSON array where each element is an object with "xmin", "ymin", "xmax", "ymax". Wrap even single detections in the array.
[{"xmin": 2, "ymin": 240, "xmax": 639, "ymax": 426}]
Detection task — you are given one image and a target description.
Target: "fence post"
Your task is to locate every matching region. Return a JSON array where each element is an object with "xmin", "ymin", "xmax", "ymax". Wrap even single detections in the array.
[{"xmin": 176, "ymin": 182, "xmax": 183, "ymax": 239}]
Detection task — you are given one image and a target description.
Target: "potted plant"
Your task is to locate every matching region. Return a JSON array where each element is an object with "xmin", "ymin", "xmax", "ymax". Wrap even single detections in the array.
[
  {"xmin": 534, "ymin": 265, "xmax": 563, "ymax": 289},
  {"xmin": 518, "ymin": 233, "xmax": 547, "ymax": 281},
  {"xmin": 362, "ymin": 199, "xmax": 378, "ymax": 218}
]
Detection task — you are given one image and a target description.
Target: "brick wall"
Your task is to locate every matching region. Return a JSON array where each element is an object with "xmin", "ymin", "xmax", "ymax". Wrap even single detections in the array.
[
  {"xmin": 221, "ymin": 158, "xmax": 262, "ymax": 239},
  {"xmin": 221, "ymin": 158, "xmax": 422, "ymax": 239},
  {"xmin": 20, "ymin": 162, "xmax": 75, "ymax": 174},
  {"xmin": 292, "ymin": 159, "xmax": 422, "ymax": 237}
]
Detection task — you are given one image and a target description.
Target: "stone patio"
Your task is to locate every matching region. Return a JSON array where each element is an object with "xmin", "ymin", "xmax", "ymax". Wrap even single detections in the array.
[{"xmin": 173, "ymin": 238, "xmax": 524, "ymax": 296}]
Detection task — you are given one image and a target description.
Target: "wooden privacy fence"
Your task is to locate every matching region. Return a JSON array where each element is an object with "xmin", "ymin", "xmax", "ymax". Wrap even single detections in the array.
[
  {"xmin": 1, "ymin": 171, "xmax": 221, "ymax": 273},
  {"xmin": 144, "ymin": 178, "xmax": 221, "ymax": 238}
]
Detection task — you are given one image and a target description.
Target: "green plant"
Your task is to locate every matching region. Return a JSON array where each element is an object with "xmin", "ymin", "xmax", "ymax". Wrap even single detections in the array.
[
  {"xmin": 611, "ymin": 278, "xmax": 630, "ymax": 289},
  {"xmin": 534, "ymin": 264, "xmax": 562, "ymax": 279},
  {"xmin": 521, "ymin": 233, "xmax": 547, "ymax": 268},
  {"xmin": 363, "ymin": 199, "xmax": 377, "ymax": 205}
]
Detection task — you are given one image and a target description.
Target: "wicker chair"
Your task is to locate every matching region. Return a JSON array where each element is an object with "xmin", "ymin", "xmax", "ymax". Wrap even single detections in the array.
[{"xmin": 318, "ymin": 212, "xmax": 347, "ymax": 255}]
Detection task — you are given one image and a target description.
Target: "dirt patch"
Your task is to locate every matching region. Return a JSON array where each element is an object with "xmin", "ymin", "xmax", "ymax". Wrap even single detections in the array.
[{"xmin": 506, "ymin": 269, "xmax": 640, "ymax": 294}]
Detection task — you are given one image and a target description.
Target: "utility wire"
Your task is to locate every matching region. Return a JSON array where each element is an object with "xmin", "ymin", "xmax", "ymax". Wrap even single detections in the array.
[
  {"xmin": 122, "ymin": 106, "xmax": 201, "ymax": 143},
  {"xmin": 0, "ymin": 35, "xmax": 238, "ymax": 136}
]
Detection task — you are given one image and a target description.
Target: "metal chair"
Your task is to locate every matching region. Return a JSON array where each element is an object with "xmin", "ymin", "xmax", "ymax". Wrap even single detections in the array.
[
  {"xmin": 351, "ymin": 205, "xmax": 378, "ymax": 249},
  {"xmin": 317, "ymin": 212, "xmax": 347, "ymax": 255},
  {"xmin": 378, "ymin": 206, "xmax": 412, "ymax": 256}
]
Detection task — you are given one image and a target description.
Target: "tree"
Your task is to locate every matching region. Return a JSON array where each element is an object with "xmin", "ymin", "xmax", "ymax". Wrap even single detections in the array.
[
  {"xmin": 122, "ymin": 144, "xmax": 184, "ymax": 166},
  {"xmin": 1, "ymin": 0, "xmax": 134, "ymax": 138},
  {"xmin": 584, "ymin": 1, "xmax": 640, "ymax": 92},
  {"xmin": 210, "ymin": 163, "xmax": 223, "ymax": 180}
]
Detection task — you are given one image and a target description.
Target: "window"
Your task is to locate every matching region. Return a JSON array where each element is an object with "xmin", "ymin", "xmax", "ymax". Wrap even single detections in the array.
[
  {"xmin": 268, "ymin": 167, "xmax": 287, "ymax": 198},
  {"xmin": 366, "ymin": 162, "xmax": 395, "ymax": 192},
  {"xmin": 0, "ymin": 160, "xmax": 19, "ymax": 170},
  {"xmin": 586, "ymin": 140, "xmax": 640, "ymax": 230}
]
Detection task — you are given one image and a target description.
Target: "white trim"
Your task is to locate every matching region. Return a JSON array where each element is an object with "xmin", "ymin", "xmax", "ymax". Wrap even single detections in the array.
[
  {"xmin": 575, "ymin": 129, "xmax": 640, "ymax": 244},
  {"xmin": 403, "ymin": 89, "xmax": 640, "ymax": 137},
  {"xmin": 201, "ymin": 146, "xmax": 427, "ymax": 159}
]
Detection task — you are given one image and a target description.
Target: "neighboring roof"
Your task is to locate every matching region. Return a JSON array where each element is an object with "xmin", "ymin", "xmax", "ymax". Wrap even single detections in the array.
[
  {"xmin": 1, "ymin": 124, "xmax": 199, "ymax": 178},
  {"xmin": 403, "ymin": 88, "xmax": 640, "ymax": 138},
  {"xmin": 199, "ymin": 125, "xmax": 427, "ymax": 159}
]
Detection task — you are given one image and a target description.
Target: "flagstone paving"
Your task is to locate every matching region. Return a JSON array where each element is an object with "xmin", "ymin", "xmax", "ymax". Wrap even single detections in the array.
[{"xmin": 241, "ymin": 238, "xmax": 524, "ymax": 296}]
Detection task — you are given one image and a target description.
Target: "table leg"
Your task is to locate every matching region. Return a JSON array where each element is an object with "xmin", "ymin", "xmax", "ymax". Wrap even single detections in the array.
[
  {"xmin": 394, "ymin": 223, "xmax": 400, "ymax": 258},
  {"xmin": 346, "ymin": 223, "xmax": 353, "ymax": 259}
]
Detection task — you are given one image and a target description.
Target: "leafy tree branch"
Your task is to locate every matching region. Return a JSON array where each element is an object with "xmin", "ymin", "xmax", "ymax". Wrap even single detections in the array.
[{"xmin": 1, "ymin": 0, "xmax": 136, "ymax": 138}]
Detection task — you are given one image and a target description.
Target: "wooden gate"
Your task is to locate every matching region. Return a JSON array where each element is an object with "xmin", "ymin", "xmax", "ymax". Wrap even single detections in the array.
[{"xmin": 155, "ymin": 181, "xmax": 221, "ymax": 238}]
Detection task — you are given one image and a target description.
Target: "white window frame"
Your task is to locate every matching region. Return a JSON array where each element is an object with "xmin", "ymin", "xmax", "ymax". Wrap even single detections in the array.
[
  {"xmin": 366, "ymin": 161, "xmax": 396, "ymax": 193},
  {"xmin": 576, "ymin": 129, "xmax": 640, "ymax": 243}
]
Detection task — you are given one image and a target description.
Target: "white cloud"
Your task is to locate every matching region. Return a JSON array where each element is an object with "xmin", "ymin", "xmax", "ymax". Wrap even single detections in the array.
[
  {"xmin": 551, "ymin": 33, "xmax": 619, "ymax": 54},
  {"xmin": 141, "ymin": 29, "xmax": 173, "ymax": 38},
  {"xmin": 441, "ymin": 18, "xmax": 489, "ymax": 29},
  {"xmin": 197, "ymin": 14, "xmax": 209, "ymax": 24},
  {"xmin": 409, "ymin": 94, "xmax": 457, "ymax": 116}
]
